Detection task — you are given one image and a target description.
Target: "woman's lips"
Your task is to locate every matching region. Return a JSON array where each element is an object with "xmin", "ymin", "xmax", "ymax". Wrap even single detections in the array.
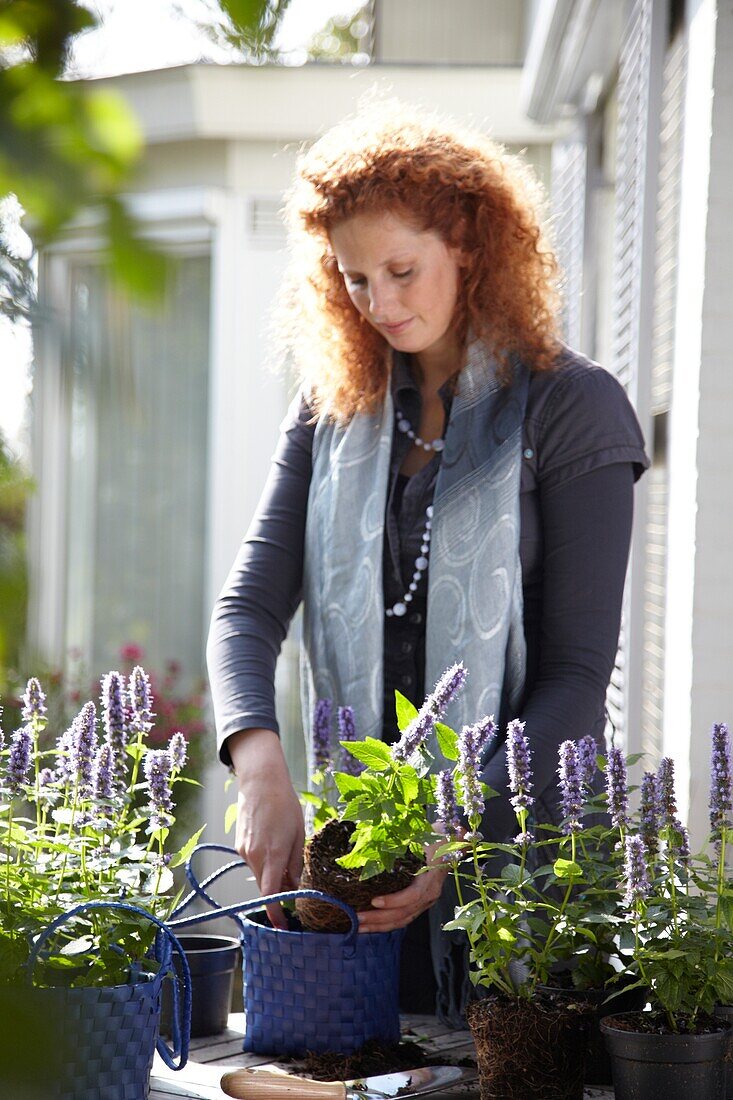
[{"xmin": 380, "ymin": 318, "xmax": 413, "ymax": 336}]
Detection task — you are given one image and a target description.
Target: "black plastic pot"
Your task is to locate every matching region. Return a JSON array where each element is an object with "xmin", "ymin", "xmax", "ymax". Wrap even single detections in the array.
[
  {"xmin": 538, "ymin": 980, "xmax": 647, "ymax": 1086},
  {"xmin": 161, "ymin": 933, "xmax": 240, "ymax": 1038},
  {"xmin": 601, "ymin": 1012, "xmax": 731, "ymax": 1100},
  {"xmin": 714, "ymin": 1004, "xmax": 733, "ymax": 1099}
]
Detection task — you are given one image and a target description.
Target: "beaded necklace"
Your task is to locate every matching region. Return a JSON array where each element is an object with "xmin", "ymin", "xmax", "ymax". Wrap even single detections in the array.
[{"xmin": 385, "ymin": 406, "xmax": 444, "ymax": 619}]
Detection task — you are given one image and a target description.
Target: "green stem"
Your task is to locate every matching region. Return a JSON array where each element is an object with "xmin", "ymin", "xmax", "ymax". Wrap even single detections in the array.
[
  {"xmin": 531, "ymin": 832, "xmax": 577, "ymax": 994},
  {"xmin": 5, "ymin": 803, "xmax": 13, "ymax": 936}
]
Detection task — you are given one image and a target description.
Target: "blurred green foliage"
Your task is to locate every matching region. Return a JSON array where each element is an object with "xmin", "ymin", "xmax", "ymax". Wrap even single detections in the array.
[
  {"xmin": 191, "ymin": 0, "xmax": 292, "ymax": 61},
  {"xmin": 0, "ymin": 432, "xmax": 32, "ymax": 691},
  {"xmin": 0, "ymin": 0, "xmax": 290, "ymax": 316}
]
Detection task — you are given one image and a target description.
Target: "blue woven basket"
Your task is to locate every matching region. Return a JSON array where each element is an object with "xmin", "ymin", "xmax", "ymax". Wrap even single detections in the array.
[
  {"xmin": 169, "ymin": 843, "xmax": 405, "ymax": 1056},
  {"xmin": 13, "ymin": 900, "xmax": 192, "ymax": 1100}
]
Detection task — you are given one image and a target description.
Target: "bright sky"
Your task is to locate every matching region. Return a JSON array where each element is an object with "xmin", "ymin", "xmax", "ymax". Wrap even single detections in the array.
[{"xmin": 0, "ymin": 0, "xmax": 364, "ymax": 453}]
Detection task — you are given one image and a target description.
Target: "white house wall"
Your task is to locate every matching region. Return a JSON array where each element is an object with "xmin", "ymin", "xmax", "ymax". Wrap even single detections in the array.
[{"xmin": 684, "ymin": 0, "xmax": 733, "ymax": 845}]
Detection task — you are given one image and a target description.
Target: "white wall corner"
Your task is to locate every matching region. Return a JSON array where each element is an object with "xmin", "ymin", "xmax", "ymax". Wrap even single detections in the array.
[
  {"xmin": 662, "ymin": 0, "xmax": 716, "ymax": 845},
  {"xmin": 687, "ymin": 0, "xmax": 733, "ymax": 848}
]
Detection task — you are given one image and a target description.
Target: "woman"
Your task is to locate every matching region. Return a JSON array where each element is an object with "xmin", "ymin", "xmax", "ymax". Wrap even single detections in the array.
[{"xmin": 207, "ymin": 103, "xmax": 649, "ymax": 1022}]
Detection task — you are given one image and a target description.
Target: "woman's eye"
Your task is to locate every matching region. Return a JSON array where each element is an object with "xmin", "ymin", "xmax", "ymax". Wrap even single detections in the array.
[
  {"xmin": 393, "ymin": 269, "xmax": 413, "ymax": 279},
  {"xmin": 346, "ymin": 276, "xmax": 366, "ymax": 288}
]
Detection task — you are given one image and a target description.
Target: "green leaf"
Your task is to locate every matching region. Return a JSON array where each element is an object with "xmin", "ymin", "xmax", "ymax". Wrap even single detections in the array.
[
  {"xmin": 170, "ymin": 825, "xmax": 207, "ymax": 869},
  {"xmin": 60, "ymin": 935, "xmax": 94, "ymax": 957},
  {"xmin": 435, "ymin": 722, "xmax": 458, "ymax": 761},
  {"xmin": 395, "ymin": 691, "xmax": 419, "ymax": 732},
  {"xmin": 553, "ymin": 858, "xmax": 582, "ymax": 880},
  {"xmin": 334, "ymin": 772, "xmax": 363, "ymax": 797},
  {"xmin": 224, "ymin": 801, "xmax": 238, "ymax": 835},
  {"xmin": 343, "ymin": 737, "xmax": 393, "ymax": 771},
  {"xmin": 86, "ymin": 90, "xmax": 141, "ymax": 164},
  {"xmin": 399, "ymin": 766, "xmax": 419, "ymax": 804}
]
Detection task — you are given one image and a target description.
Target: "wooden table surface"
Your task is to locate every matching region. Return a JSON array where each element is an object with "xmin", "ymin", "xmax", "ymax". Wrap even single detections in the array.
[{"xmin": 150, "ymin": 1013, "xmax": 614, "ymax": 1099}]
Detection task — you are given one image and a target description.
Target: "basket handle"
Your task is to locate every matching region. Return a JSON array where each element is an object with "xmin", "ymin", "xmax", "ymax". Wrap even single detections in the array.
[
  {"xmin": 169, "ymin": 843, "xmax": 360, "ymax": 944},
  {"xmin": 26, "ymin": 900, "xmax": 191, "ymax": 1071}
]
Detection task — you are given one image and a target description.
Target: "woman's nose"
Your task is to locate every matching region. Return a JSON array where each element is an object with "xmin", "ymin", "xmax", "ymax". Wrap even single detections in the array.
[{"xmin": 368, "ymin": 281, "xmax": 397, "ymax": 320}]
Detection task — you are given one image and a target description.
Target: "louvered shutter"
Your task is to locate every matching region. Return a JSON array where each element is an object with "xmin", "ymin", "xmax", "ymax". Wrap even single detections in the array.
[
  {"xmin": 551, "ymin": 135, "xmax": 588, "ymax": 350},
  {"xmin": 640, "ymin": 18, "xmax": 687, "ymax": 763},
  {"xmin": 606, "ymin": 0, "xmax": 666, "ymax": 747}
]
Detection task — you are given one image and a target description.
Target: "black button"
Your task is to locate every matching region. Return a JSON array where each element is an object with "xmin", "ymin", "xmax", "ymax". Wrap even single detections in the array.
[
  {"xmin": 401, "ymin": 641, "xmax": 413, "ymax": 655},
  {"xmin": 409, "ymin": 612, "xmax": 423, "ymax": 625},
  {"xmin": 401, "ymin": 675, "xmax": 413, "ymax": 688}
]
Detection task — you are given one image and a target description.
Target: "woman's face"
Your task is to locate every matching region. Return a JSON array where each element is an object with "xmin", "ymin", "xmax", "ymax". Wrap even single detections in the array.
[{"xmin": 330, "ymin": 211, "xmax": 464, "ymax": 364}]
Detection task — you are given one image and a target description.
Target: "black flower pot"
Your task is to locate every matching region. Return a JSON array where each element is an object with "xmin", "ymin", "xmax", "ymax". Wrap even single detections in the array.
[
  {"xmin": 601, "ymin": 1012, "xmax": 731, "ymax": 1100},
  {"xmin": 161, "ymin": 934, "xmax": 240, "ymax": 1038},
  {"xmin": 714, "ymin": 1004, "xmax": 733, "ymax": 1099}
]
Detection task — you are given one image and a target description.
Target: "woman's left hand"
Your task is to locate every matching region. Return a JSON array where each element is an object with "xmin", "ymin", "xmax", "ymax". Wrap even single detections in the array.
[{"xmin": 357, "ymin": 842, "xmax": 449, "ymax": 933}]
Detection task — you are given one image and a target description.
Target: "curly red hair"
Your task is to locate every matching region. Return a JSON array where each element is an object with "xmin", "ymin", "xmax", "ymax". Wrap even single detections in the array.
[{"xmin": 277, "ymin": 102, "xmax": 562, "ymax": 421}]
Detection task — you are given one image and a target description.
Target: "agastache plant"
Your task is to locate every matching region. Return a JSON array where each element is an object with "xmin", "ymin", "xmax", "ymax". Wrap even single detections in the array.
[
  {"xmin": 577, "ymin": 734, "xmax": 598, "ymax": 790},
  {"xmin": 332, "ymin": 665, "xmax": 471, "ymax": 878},
  {"xmin": 639, "ymin": 771, "xmax": 661, "ymax": 863},
  {"xmin": 435, "ymin": 769, "xmax": 463, "ymax": 841},
  {"xmin": 457, "ymin": 724, "xmax": 485, "ymax": 829},
  {"xmin": 0, "ymin": 668, "xmax": 201, "ymax": 989},
  {"xmin": 101, "ymin": 670, "xmax": 128, "ymax": 786},
  {"xmin": 391, "ymin": 663, "xmax": 467, "ymax": 762},
  {"xmin": 606, "ymin": 746, "xmax": 629, "ymax": 831},
  {"xmin": 337, "ymin": 706, "xmax": 363, "ymax": 776},
  {"xmin": 557, "ymin": 740, "xmax": 584, "ymax": 834},
  {"xmin": 312, "ymin": 698, "xmax": 332, "ymax": 770}
]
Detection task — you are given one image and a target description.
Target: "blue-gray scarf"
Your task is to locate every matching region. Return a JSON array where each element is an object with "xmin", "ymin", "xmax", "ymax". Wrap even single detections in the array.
[{"xmin": 301, "ymin": 340, "xmax": 530, "ymax": 1023}]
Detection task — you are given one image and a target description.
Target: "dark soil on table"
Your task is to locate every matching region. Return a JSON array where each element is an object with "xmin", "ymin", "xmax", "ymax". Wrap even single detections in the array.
[
  {"xmin": 296, "ymin": 819, "xmax": 423, "ymax": 933},
  {"xmin": 604, "ymin": 1011, "xmax": 729, "ymax": 1035},
  {"xmin": 301, "ymin": 1038, "xmax": 472, "ymax": 1081}
]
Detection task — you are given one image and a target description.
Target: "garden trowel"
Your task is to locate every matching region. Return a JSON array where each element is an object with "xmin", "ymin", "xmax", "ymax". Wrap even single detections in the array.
[{"xmin": 220, "ymin": 1064, "xmax": 473, "ymax": 1099}]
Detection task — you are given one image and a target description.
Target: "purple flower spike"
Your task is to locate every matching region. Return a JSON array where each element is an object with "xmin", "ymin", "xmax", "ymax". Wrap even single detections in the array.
[
  {"xmin": 578, "ymin": 735, "xmax": 598, "ymax": 789},
  {"xmin": 312, "ymin": 698, "xmax": 332, "ymax": 769},
  {"xmin": 38, "ymin": 767, "xmax": 55, "ymax": 788},
  {"xmin": 558, "ymin": 740, "xmax": 583, "ymax": 834},
  {"xmin": 72, "ymin": 702, "xmax": 98, "ymax": 797},
  {"xmin": 623, "ymin": 834, "xmax": 650, "ymax": 908},
  {"xmin": 657, "ymin": 757, "xmax": 678, "ymax": 827},
  {"xmin": 606, "ymin": 747, "xmax": 629, "ymax": 830},
  {"xmin": 435, "ymin": 769, "xmax": 463, "ymax": 838},
  {"xmin": 471, "ymin": 715, "xmax": 498, "ymax": 757},
  {"xmin": 640, "ymin": 771, "xmax": 661, "ymax": 861},
  {"xmin": 391, "ymin": 709, "xmax": 435, "ymax": 762},
  {"xmin": 22, "ymin": 677, "xmax": 47, "ymax": 724},
  {"xmin": 675, "ymin": 820, "xmax": 690, "ymax": 867},
  {"xmin": 458, "ymin": 725, "xmax": 485, "ymax": 822},
  {"xmin": 93, "ymin": 743, "xmax": 114, "ymax": 802},
  {"xmin": 168, "ymin": 732, "xmax": 187, "ymax": 771},
  {"xmin": 101, "ymin": 671, "xmax": 128, "ymax": 777},
  {"xmin": 128, "ymin": 665, "xmax": 154, "ymax": 737},
  {"xmin": 710, "ymin": 722, "xmax": 733, "ymax": 845},
  {"xmin": 55, "ymin": 727, "xmax": 75, "ymax": 785},
  {"xmin": 338, "ymin": 706, "xmax": 364, "ymax": 776},
  {"xmin": 425, "ymin": 663, "xmax": 468, "ymax": 719},
  {"xmin": 143, "ymin": 749, "xmax": 174, "ymax": 832},
  {"xmin": 6, "ymin": 727, "xmax": 32, "ymax": 795},
  {"xmin": 506, "ymin": 719, "xmax": 534, "ymax": 814}
]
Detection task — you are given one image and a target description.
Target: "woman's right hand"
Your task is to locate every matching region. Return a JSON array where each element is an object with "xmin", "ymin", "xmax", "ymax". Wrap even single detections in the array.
[{"xmin": 228, "ymin": 728, "xmax": 305, "ymax": 930}]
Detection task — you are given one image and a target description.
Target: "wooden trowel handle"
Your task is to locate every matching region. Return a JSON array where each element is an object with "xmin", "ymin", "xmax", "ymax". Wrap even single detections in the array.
[{"xmin": 220, "ymin": 1068, "xmax": 348, "ymax": 1100}]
